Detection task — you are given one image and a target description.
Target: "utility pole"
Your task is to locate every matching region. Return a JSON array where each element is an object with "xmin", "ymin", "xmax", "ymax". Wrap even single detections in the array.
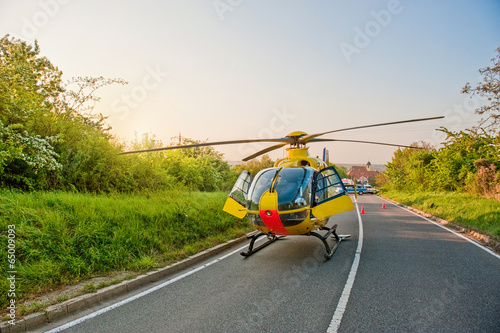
[{"xmin": 170, "ymin": 132, "xmax": 183, "ymax": 145}]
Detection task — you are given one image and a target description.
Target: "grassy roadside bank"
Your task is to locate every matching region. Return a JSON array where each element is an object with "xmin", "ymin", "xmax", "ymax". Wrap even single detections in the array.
[
  {"xmin": 0, "ymin": 189, "xmax": 252, "ymax": 312},
  {"xmin": 381, "ymin": 190, "xmax": 500, "ymax": 242}
]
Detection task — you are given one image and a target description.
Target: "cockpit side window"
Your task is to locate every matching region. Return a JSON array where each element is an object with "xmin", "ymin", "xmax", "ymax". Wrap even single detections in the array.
[
  {"xmin": 313, "ymin": 167, "xmax": 346, "ymax": 206},
  {"xmin": 228, "ymin": 171, "xmax": 252, "ymax": 206}
]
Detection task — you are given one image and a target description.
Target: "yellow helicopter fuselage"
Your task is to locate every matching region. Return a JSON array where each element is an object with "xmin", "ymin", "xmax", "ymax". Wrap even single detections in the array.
[
  {"xmin": 120, "ymin": 117, "xmax": 445, "ymax": 258},
  {"xmin": 223, "ymin": 146, "xmax": 355, "ymax": 236}
]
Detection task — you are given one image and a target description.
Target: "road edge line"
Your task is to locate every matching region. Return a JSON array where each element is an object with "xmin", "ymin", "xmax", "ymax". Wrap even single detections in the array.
[
  {"xmin": 327, "ymin": 200, "xmax": 364, "ymax": 333},
  {"xmin": 1, "ymin": 232, "xmax": 256, "ymax": 333},
  {"xmin": 43, "ymin": 243, "xmax": 250, "ymax": 333},
  {"xmin": 379, "ymin": 195, "xmax": 500, "ymax": 260}
]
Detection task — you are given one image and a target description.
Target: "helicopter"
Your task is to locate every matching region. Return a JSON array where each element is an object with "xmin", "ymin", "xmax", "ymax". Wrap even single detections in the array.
[{"xmin": 120, "ymin": 116, "xmax": 444, "ymax": 259}]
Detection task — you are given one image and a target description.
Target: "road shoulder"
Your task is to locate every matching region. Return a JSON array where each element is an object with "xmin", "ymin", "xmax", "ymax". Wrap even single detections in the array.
[
  {"xmin": 378, "ymin": 194, "xmax": 500, "ymax": 255},
  {"xmin": 0, "ymin": 233, "xmax": 254, "ymax": 333}
]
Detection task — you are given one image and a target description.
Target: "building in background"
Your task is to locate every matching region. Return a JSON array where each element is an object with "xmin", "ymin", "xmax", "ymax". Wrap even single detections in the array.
[{"xmin": 347, "ymin": 161, "xmax": 379, "ymax": 184}]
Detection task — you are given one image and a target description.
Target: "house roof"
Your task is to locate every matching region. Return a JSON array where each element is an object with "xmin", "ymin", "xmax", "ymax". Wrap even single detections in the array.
[{"xmin": 347, "ymin": 166, "xmax": 379, "ymax": 180}]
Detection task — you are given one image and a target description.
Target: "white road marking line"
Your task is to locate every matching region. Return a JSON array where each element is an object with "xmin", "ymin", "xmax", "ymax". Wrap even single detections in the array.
[
  {"xmin": 326, "ymin": 195, "xmax": 498, "ymax": 333},
  {"xmin": 381, "ymin": 198, "xmax": 500, "ymax": 260},
  {"xmin": 44, "ymin": 244, "xmax": 249, "ymax": 333},
  {"xmin": 327, "ymin": 200, "xmax": 364, "ymax": 333}
]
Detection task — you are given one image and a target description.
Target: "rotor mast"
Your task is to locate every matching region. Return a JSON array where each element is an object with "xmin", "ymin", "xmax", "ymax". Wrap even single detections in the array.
[{"xmin": 285, "ymin": 131, "xmax": 308, "ymax": 148}]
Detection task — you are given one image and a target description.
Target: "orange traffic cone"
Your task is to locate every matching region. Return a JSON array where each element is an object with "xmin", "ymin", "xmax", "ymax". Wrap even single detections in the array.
[
  {"xmin": 360, "ymin": 205, "xmax": 365, "ymax": 214},
  {"xmin": 382, "ymin": 203, "xmax": 386, "ymax": 209}
]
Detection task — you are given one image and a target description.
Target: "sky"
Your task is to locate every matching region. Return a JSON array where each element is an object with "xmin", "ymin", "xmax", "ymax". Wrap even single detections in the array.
[{"xmin": 1, "ymin": 0, "xmax": 499, "ymax": 164}]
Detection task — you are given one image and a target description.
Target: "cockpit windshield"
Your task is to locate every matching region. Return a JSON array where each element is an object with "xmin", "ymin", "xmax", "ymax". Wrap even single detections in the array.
[
  {"xmin": 274, "ymin": 167, "xmax": 314, "ymax": 211},
  {"xmin": 247, "ymin": 167, "xmax": 314, "ymax": 212},
  {"xmin": 247, "ymin": 168, "xmax": 279, "ymax": 211}
]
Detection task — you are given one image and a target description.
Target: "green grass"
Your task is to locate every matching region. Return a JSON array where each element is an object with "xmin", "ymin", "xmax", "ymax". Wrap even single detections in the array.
[
  {"xmin": 0, "ymin": 189, "xmax": 253, "ymax": 308},
  {"xmin": 381, "ymin": 190, "xmax": 500, "ymax": 240}
]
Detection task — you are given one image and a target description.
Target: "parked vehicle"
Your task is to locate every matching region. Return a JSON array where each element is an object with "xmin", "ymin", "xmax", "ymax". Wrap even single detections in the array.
[
  {"xmin": 344, "ymin": 184, "xmax": 366, "ymax": 195},
  {"xmin": 364, "ymin": 184, "xmax": 376, "ymax": 194}
]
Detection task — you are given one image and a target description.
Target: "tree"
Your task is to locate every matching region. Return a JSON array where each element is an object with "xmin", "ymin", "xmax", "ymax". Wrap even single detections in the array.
[
  {"xmin": 0, "ymin": 35, "xmax": 129, "ymax": 191},
  {"xmin": 331, "ymin": 164, "xmax": 348, "ymax": 179},
  {"xmin": 127, "ymin": 132, "xmax": 235, "ymax": 192},
  {"xmin": 0, "ymin": 35, "xmax": 63, "ymax": 188},
  {"xmin": 233, "ymin": 154, "xmax": 275, "ymax": 177},
  {"xmin": 462, "ymin": 47, "xmax": 500, "ymax": 131},
  {"xmin": 429, "ymin": 128, "xmax": 499, "ymax": 192},
  {"xmin": 0, "ymin": 35, "xmax": 236, "ymax": 193},
  {"xmin": 383, "ymin": 128, "xmax": 499, "ymax": 196},
  {"xmin": 373, "ymin": 172, "xmax": 388, "ymax": 188},
  {"xmin": 385, "ymin": 142, "xmax": 435, "ymax": 191}
]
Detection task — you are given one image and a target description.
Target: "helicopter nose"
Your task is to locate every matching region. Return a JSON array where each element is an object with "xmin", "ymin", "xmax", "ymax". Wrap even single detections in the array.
[
  {"xmin": 259, "ymin": 190, "xmax": 289, "ymax": 235},
  {"xmin": 259, "ymin": 208, "xmax": 289, "ymax": 235}
]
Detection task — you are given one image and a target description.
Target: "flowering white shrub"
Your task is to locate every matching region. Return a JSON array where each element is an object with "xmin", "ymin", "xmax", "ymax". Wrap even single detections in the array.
[{"xmin": 0, "ymin": 122, "xmax": 62, "ymax": 174}]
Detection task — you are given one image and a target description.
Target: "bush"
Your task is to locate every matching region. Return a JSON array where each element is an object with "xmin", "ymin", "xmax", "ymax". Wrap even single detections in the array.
[
  {"xmin": 0, "ymin": 36, "xmax": 234, "ymax": 193},
  {"xmin": 467, "ymin": 162, "xmax": 500, "ymax": 199},
  {"xmin": 384, "ymin": 129, "xmax": 500, "ymax": 197}
]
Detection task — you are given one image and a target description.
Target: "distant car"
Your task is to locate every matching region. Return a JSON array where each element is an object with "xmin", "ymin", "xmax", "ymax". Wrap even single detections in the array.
[
  {"xmin": 364, "ymin": 184, "xmax": 376, "ymax": 194},
  {"xmin": 344, "ymin": 184, "xmax": 366, "ymax": 195}
]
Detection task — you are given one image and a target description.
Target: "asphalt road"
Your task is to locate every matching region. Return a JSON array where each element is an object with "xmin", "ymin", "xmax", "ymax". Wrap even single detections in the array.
[{"xmin": 38, "ymin": 194, "xmax": 500, "ymax": 333}]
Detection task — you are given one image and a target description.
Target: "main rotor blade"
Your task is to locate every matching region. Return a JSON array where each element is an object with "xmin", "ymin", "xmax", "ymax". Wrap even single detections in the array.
[
  {"xmin": 300, "ymin": 116, "xmax": 445, "ymax": 143},
  {"xmin": 309, "ymin": 138, "xmax": 420, "ymax": 149},
  {"xmin": 118, "ymin": 138, "xmax": 291, "ymax": 155},
  {"xmin": 242, "ymin": 143, "xmax": 287, "ymax": 162}
]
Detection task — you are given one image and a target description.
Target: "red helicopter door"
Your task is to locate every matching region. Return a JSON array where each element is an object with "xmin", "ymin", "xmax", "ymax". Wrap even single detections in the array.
[
  {"xmin": 223, "ymin": 170, "xmax": 252, "ymax": 219},
  {"xmin": 311, "ymin": 166, "xmax": 355, "ymax": 219}
]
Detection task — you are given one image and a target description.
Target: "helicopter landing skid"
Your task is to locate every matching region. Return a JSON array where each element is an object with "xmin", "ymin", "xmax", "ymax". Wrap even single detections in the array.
[
  {"xmin": 309, "ymin": 224, "xmax": 351, "ymax": 260},
  {"xmin": 240, "ymin": 232, "xmax": 283, "ymax": 257}
]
